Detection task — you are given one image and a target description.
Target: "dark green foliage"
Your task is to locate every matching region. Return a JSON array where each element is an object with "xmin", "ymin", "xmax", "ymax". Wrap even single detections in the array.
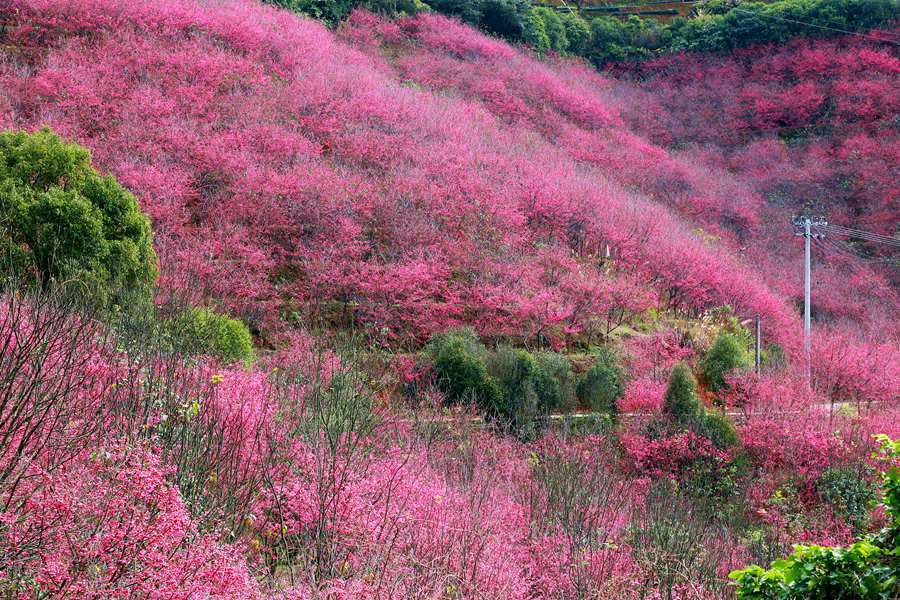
[
  {"xmin": 585, "ymin": 0, "xmax": 898, "ymax": 66},
  {"xmin": 427, "ymin": 0, "xmax": 533, "ymax": 40},
  {"xmin": 427, "ymin": 332, "xmax": 577, "ymax": 435},
  {"xmin": 0, "ymin": 128, "xmax": 157, "ymax": 306},
  {"xmin": 576, "ymin": 348, "xmax": 623, "ymax": 418},
  {"xmin": 683, "ymin": 454, "xmax": 743, "ymax": 509},
  {"xmin": 533, "ymin": 350, "xmax": 577, "ymax": 413},
  {"xmin": 523, "ymin": 8, "xmax": 551, "ymax": 52},
  {"xmin": 696, "ymin": 409, "xmax": 739, "ymax": 449},
  {"xmin": 266, "ymin": 0, "xmax": 426, "ymax": 26},
  {"xmin": 560, "ymin": 11, "xmax": 591, "ymax": 56},
  {"xmin": 701, "ymin": 331, "xmax": 750, "ymax": 392},
  {"xmin": 488, "ymin": 347, "xmax": 575, "ymax": 418},
  {"xmin": 730, "ymin": 435, "xmax": 900, "ymax": 599},
  {"xmin": 429, "ymin": 329, "xmax": 503, "ymax": 412},
  {"xmin": 487, "ymin": 345, "xmax": 542, "ymax": 429},
  {"xmin": 523, "ymin": 7, "xmax": 570, "ymax": 53},
  {"xmin": 168, "ymin": 307, "xmax": 256, "ymax": 365},
  {"xmin": 663, "ymin": 362, "xmax": 738, "ymax": 449},
  {"xmin": 586, "ymin": 15, "xmax": 658, "ymax": 65},
  {"xmin": 662, "ymin": 362, "xmax": 701, "ymax": 425},
  {"xmin": 817, "ymin": 465, "xmax": 876, "ymax": 532},
  {"xmin": 479, "ymin": 0, "xmax": 530, "ymax": 39}
]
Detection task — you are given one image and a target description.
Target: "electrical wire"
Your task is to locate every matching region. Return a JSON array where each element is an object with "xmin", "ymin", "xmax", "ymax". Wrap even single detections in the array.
[
  {"xmin": 811, "ymin": 239, "xmax": 877, "ymax": 280},
  {"xmin": 815, "ymin": 237, "xmax": 899, "ymax": 269},
  {"xmin": 823, "ymin": 238, "xmax": 888, "ymax": 263},
  {"xmin": 822, "ymin": 225, "xmax": 900, "ymax": 248},
  {"xmin": 824, "ymin": 223, "xmax": 895, "ymax": 238},
  {"xmin": 824, "ymin": 223, "xmax": 899, "ymax": 241}
]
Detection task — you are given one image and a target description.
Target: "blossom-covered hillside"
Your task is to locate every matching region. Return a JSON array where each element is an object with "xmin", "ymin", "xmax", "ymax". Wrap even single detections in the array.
[
  {"xmin": 0, "ymin": 0, "xmax": 898, "ymax": 597},
  {"xmin": 0, "ymin": 0, "xmax": 800, "ymax": 350},
  {"xmin": 616, "ymin": 35, "xmax": 900, "ymax": 334}
]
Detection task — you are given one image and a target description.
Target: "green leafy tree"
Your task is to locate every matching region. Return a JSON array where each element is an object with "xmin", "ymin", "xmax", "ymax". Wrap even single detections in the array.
[
  {"xmin": 560, "ymin": 11, "xmax": 591, "ymax": 55},
  {"xmin": 537, "ymin": 7, "xmax": 568, "ymax": 52},
  {"xmin": 730, "ymin": 435, "xmax": 900, "ymax": 599},
  {"xmin": 169, "ymin": 307, "xmax": 256, "ymax": 366},
  {"xmin": 479, "ymin": 0, "xmax": 530, "ymax": 40},
  {"xmin": 662, "ymin": 362, "xmax": 701, "ymax": 425},
  {"xmin": 523, "ymin": 8, "xmax": 551, "ymax": 52},
  {"xmin": 429, "ymin": 329, "xmax": 503, "ymax": 414},
  {"xmin": 534, "ymin": 350, "xmax": 577, "ymax": 413},
  {"xmin": 701, "ymin": 331, "xmax": 750, "ymax": 392},
  {"xmin": 0, "ymin": 128, "xmax": 157, "ymax": 305},
  {"xmin": 577, "ymin": 348, "xmax": 623, "ymax": 418}
]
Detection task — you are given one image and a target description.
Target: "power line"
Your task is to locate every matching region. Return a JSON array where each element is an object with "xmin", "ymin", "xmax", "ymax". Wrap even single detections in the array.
[
  {"xmin": 823, "ymin": 224, "xmax": 900, "ymax": 248},
  {"xmin": 816, "ymin": 238, "xmax": 896, "ymax": 269},
  {"xmin": 819, "ymin": 237, "xmax": 900, "ymax": 267},
  {"xmin": 730, "ymin": 7, "xmax": 900, "ymax": 45},
  {"xmin": 812, "ymin": 238, "xmax": 871, "ymax": 276},
  {"xmin": 824, "ymin": 223, "xmax": 899, "ymax": 240}
]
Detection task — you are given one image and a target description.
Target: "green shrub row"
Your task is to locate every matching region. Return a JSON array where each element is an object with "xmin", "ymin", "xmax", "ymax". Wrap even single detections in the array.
[{"xmin": 427, "ymin": 329, "xmax": 623, "ymax": 434}]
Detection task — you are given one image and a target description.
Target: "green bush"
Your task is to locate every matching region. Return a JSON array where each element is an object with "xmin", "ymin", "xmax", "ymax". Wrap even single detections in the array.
[
  {"xmin": 696, "ymin": 409, "xmax": 739, "ymax": 449},
  {"xmin": 523, "ymin": 7, "xmax": 569, "ymax": 53},
  {"xmin": 817, "ymin": 465, "xmax": 876, "ymax": 532},
  {"xmin": 426, "ymin": 332, "xmax": 577, "ymax": 434},
  {"xmin": 560, "ymin": 11, "xmax": 591, "ymax": 56},
  {"xmin": 169, "ymin": 307, "xmax": 255, "ymax": 366},
  {"xmin": 523, "ymin": 8, "xmax": 551, "ymax": 52},
  {"xmin": 576, "ymin": 348, "xmax": 623, "ymax": 417},
  {"xmin": 730, "ymin": 435, "xmax": 900, "ymax": 599},
  {"xmin": 429, "ymin": 329, "xmax": 503, "ymax": 412},
  {"xmin": 662, "ymin": 362, "xmax": 701, "ymax": 425},
  {"xmin": 0, "ymin": 128, "xmax": 157, "ymax": 305},
  {"xmin": 701, "ymin": 331, "xmax": 750, "ymax": 392},
  {"xmin": 425, "ymin": 0, "xmax": 533, "ymax": 41},
  {"xmin": 487, "ymin": 345, "xmax": 542, "ymax": 431},
  {"xmin": 533, "ymin": 351, "xmax": 577, "ymax": 413},
  {"xmin": 663, "ymin": 362, "xmax": 739, "ymax": 448},
  {"xmin": 684, "ymin": 454, "xmax": 742, "ymax": 505},
  {"xmin": 426, "ymin": 327, "xmax": 487, "ymax": 363}
]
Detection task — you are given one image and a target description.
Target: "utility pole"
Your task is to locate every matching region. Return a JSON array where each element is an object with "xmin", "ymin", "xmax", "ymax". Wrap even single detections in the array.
[{"xmin": 791, "ymin": 215, "xmax": 827, "ymax": 382}]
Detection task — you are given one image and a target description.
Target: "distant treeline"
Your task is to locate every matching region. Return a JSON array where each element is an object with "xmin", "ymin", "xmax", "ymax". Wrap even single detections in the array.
[{"xmin": 266, "ymin": 0, "xmax": 899, "ymax": 65}]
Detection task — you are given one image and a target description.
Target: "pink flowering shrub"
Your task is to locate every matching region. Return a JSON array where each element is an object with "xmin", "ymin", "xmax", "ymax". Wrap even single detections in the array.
[
  {"xmin": 621, "ymin": 430, "xmax": 728, "ymax": 479},
  {"xmin": 622, "ymin": 329, "xmax": 694, "ymax": 383},
  {"xmin": 1, "ymin": 443, "xmax": 256, "ymax": 597},
  {"xmin": 621, "ymin": 377, "xmax": 666, "ymax": 413}
]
